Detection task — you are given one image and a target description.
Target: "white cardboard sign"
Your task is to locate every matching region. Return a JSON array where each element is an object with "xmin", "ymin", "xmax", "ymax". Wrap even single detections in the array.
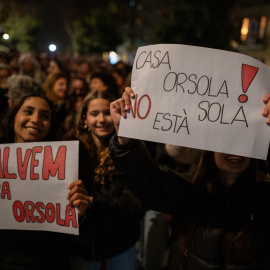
[
  {"xmin": 0, "ymin": 141, "xmax": 79, "ymax": 235},
  {"xmin": 118, "ymin": 44, "xmax": 270, "ymax": 159}
]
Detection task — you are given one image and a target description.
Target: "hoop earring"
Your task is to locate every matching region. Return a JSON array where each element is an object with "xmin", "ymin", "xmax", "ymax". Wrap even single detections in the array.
[{"xmin": 84, "ymin": 124, "xmax": 88, "ymax": 129}]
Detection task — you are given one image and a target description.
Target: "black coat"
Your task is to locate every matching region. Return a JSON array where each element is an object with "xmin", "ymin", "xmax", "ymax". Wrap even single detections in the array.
[
  {"xmin": 0, "ymin": 226, "xmax": 70, "ymax": 270},
  {"xmin": 109, "ymin": 135, "xmax": 270, "ymax": 270},
  {"xmin": 71, "ymin": 141, "xmax": 144, "ymax": 261}
]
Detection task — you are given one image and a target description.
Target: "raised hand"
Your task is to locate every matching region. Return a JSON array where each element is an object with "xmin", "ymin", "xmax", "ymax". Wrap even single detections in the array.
[{"xmin": 110, "ymin": 87, "xmax": 135, "ymax": 144}]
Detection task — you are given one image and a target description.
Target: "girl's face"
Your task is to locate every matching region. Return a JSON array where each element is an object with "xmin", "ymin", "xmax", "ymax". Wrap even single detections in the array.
[
  {"xmin": 14, "ymin": 97, "xmax": 51, "ymax": 143},
  {"xmin": 52, "ymin": 77, "xmax": 67, "ymax": 100},
  {"xmin": 89, "ymin": 78, "xmax": 107, "ymax": 92},
  {"xmin": 214, "ymin": 152, "xmax": 250, "ymax": 185},
  {"xmin": 85, "ymin": 98, "xmax": 114, "ymax": 142}
]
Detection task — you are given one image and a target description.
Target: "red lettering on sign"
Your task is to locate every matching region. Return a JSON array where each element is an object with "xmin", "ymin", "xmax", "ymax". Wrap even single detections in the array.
[
  {"xmin": 42, "ymin": 146, "xmax": 66, "ymax": 180},
  {"xmin": 30, "ymin": 146, "xmax": 43, "ymax": 180},
  {"xmin": 17, "ymin": 148, "xmax": 32, "ymax": 180}
]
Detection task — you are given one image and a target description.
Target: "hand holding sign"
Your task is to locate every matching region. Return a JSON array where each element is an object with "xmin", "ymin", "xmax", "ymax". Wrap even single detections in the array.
[
  {"xmin": 67, "ymin": 179, "xmax": 92, "ymax": 218},
  {"xmin": 0, "ymin": 141, "xmax": 83, "ymax": 235},
  {"xmin": 110, "ymin": 87, "xmax": 135, "ymax": 145},
  {"xmin": 262, "ymin": 93, "xmax": 270, "ymax": 123},
  {"xmin": 113, "ymin": 86, "xmax": 270, "ymax": 147}
]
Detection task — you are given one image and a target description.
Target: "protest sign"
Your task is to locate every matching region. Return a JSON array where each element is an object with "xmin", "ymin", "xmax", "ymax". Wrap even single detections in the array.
[
  {"xmin": 0, "ymin": 141, "xmax": 79, "ymax": 235},
  {"xmin": 118, "ymin": 44, "xmax": 270, "ymax": 159}
]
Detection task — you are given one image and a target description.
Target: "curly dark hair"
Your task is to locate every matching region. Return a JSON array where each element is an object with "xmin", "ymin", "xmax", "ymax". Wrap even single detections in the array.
[{"xmin": 0, "ymin": 92, "xmax": 57, "ymax": 143}]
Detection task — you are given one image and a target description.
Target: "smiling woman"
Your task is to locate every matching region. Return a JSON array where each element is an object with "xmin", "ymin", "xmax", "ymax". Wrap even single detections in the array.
[
  {"xmin": 14, "ymin": 96, "xmax": 51, "ymax": 143},
  {"xmin": 0, "ymin": 93, "xmax": 56, "ymax": 144},
  {"xmin": 0, "ymin": 92, "xmax": 91, "ymax": 270},
  {"xmin": 214, "ymin": 153, "xmax": 251, "ymax": 189},
  {"xmin": 65, "ymin": 91, "xmax": 143, "ymax": 270},
  {"xmin": 84, "ymin": 97, "xmax": 115, "ymax": 149}
]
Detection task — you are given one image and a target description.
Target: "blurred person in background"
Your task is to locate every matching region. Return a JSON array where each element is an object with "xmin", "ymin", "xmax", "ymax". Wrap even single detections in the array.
[
  {"xmin": 46, "ymin": 59, "xmax": 67, "ymax": 76},
  {"xmin": 0, "ymin": 63, "xmax": 12, "ymax": 91},
  {"xmin": 76, "ymin": 60, "xmax": 91, "ymax": 84},
  {"xmin": 18, "ymin": 53, "xmax": 46, "ymax": 84},
  {"xmin": 64, "ymin": 76, "xmax": 89, "ymax": 131},
  {"xmin": 114, "ymin": 61, "xmax": 132, "ymax": 90},
  {"xmin": 89, "ymin": 70, "xmax": 119, "ymax": 98},
  {"xmin": 0, "ymin": 63, "xmax": 12, "ymax": 121},
  {"xmin": 8, "ymin": 57, "xmax": 20, "ymax": 75},
  {"xmin": 112, "ymin": 68, "xmax": 127, "ymax": 96},
  {"xmin": 6, "ymin": 74, "xmax": 43, "ymax": 108},
  {"xmin": 43, "ymin": 72, "xmax": 69, "ymax": 136}
]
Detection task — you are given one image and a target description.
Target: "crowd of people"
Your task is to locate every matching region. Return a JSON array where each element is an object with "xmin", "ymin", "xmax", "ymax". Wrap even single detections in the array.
[
  {"xmin": 0, "ymin": 51, "xmax": 146, "ymax": 270},
  {"xmin": 0, "ymin": 51, "xmax": 132, "ymax": 131},
  {"xmin": 0, "ymin": 49, "xmax": 270, "ymax": 270}
]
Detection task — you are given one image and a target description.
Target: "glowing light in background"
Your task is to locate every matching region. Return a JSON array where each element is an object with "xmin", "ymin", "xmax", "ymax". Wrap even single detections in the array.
[
  {"xmin": 109, "ymin": 51, "xmax": 119, "ymax": 64},
  {"xmin": 241, "ymin": 18, "xmax": 250, "ymax": 42},
  {"xmin": 49, "ymin": 44, "xmax": 57, "ymax": 52},
  {"xmin": 3, "ymin": 34, "xmax": 9, "ymax": 40}
]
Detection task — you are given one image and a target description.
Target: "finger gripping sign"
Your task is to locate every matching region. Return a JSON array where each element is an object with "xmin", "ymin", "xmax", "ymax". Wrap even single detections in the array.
[
  {"xmin": 0, "ymin": 141, "xmax": 79, "ymax": 235},
  {"xmin": 118, "ymin": 44, "xmax": 270, "ymax": 159}
]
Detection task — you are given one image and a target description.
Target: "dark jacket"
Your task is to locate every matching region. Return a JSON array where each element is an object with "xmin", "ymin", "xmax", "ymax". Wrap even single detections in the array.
[
  {"xmin": 109, "ymin": 135, "xmax": 270, "ymax": 270},
  {"xmin": 71, "ymin": 141, "xmax": 144, "ymax": 261},
  {"xmin": 0, "ymin": 229, "xmax": 70, "ymax": 270}
]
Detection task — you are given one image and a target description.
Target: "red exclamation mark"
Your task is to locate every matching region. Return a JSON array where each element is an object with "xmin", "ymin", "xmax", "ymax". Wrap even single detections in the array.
[{"xmin": 238, "ymin": 64, "xmax": 259, "ymax": 103}]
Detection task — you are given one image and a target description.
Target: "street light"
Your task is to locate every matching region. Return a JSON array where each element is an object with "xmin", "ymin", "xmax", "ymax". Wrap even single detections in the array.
[
  {"xmin": 109, "ymin": 51, "xmax": 119, "ymax": 64},
  {"xmin": 3, "ymin": 34, "xmax": 9, "ymax": 40},
  {"xmin": 49, "ymin": 44, "xmax": 57, "ymax": 52}
]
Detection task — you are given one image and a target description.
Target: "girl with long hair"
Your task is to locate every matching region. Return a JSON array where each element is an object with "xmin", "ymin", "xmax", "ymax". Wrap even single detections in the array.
[
  {"xmin": 66, "ymin": 91, "xmax": 143, "ymax": 270},
  {"xmin": 0, "ymin": 92, "xmax": 89, "ymax": 270}
]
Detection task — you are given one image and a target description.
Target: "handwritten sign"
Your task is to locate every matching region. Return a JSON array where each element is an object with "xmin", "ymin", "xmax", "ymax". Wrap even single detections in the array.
[
  {"xmin": 0, "ymin": 141, "xmax": 79, "ymax": 235},
  {"xmin": 118, "ymin": 44, "xmax": 270, "ymax": 159}
]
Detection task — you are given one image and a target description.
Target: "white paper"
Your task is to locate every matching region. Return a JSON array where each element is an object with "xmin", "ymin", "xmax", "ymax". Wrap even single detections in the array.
[
  {"xmin": 0, "ymin": 141, "xmax": 79, "ymax": 235},
  {"xmin": 119, "ymin": 44, "xmax": 270, "ymax": 159}
]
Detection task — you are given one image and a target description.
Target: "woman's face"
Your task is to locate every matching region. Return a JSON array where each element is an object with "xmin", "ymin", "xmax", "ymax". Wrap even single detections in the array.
[
  {"xmin": 89, "ymin": 78, "xmax": 107, "ymax": 92},
  {"xmin": 52, "ymin": 77, "xmax": 67, "ymax": 100},
  {"xmin": 0, "ymin": 68, "xmax": 10, "ymax": 89},
  {"xmin": 14, "ymin": 97, "xmax": 51, "ymax": 143},
  {"xmin": 85, "ymin": 98, "xmax": 114, "ymax": 141},
  {"xmin": 47, "ymin": 60, "xmax": 61, "ymax": 74},
  {"xmin": 70, "ymin": 79, "xmax": 87, "ymax": 97},
  {"xmin": 214, "ymin": 152, "xmax": 250, "ymax": 185}
]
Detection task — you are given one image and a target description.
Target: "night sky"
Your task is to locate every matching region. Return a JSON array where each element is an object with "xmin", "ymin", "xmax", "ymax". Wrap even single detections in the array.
[
  {"xmin": 23, "ymin": 0, "xmax": 137, "ymax": 54},
  {"xmin": 34, "ymin": 0, "xmax": 72, "ymax": 53},
  {"xmin": 23, "ymin": 0, "xmax": 97, "ymax": 54}
]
